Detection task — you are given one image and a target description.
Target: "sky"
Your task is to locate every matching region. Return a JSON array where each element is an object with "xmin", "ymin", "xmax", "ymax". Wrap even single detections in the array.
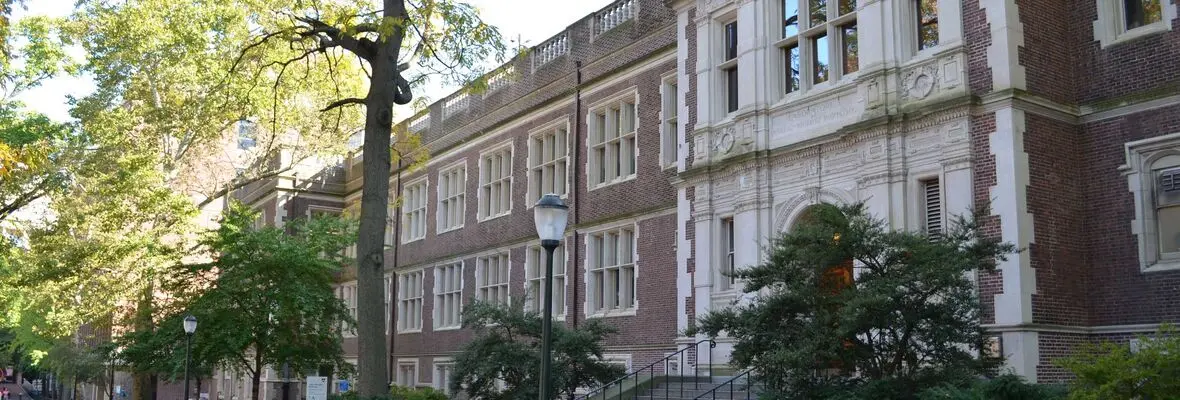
[{"xmin": 11, "ymin": 0, "xmax": 615, "ymax": 122}]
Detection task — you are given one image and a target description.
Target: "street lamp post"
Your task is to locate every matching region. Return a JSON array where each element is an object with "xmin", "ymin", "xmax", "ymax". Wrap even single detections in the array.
[
  {"xmin": 533, "ymin": 194, "xmax": 568, "ymax": 400},
  {"xmin": 182, "ymin": 315, "xmax": 197, "ymax": 400}
]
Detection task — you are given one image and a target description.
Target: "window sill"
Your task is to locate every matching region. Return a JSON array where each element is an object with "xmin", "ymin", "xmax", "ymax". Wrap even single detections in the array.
[
  {"xmin": 1107, "ymin": 22, "xmax": 1172, "ymax": 48},
  {"xmin": 396, "ymin": 329, "xmax": 422, "ymax": 334},
  {"xmin": 588, "ymin": 174, "xmax": 638, "ymax": 191},
  {"xmin": 401, "ymin": 237, "xmax": 425, "ymax": 245},
  {"xmin": 1144, "ymin": 259, "xmax": 1180, "ymax": 273},
  {"xmin": 586, "ymin": 307, "xmax": 638, "ymax": 318},
  {"xmin": 437, "ymin": 225, "xmax": 464, "ymax": 235},
  {"xmin": 431, "ymin": 325, "xmax": 461, "ymax": 332},
  {"xmin": 478, "ymin": 211, "xmax": 512, "ymax": 223}
]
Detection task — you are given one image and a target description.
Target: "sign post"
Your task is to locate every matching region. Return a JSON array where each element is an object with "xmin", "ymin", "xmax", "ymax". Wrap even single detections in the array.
[{"xmin": 306, "ymin": 377, "xmax": 328, "ymax": 400}]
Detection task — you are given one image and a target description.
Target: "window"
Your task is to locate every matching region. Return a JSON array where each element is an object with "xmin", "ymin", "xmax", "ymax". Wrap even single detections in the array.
[
  {"xmin": 1125, "ymin": 0, "xmax": 1163, "ymax": 30},
  {"xmin": 1124, "ymin": 134, "xmax": 1180, "ymax": 272},
  {"xmin": 588, "ymin": 96, "xmax": 638, "ymax": 187},
  {"xmin": 660, "ymin": 77, "xmax": 679, "ymax": 167},
  {"xmin": 336, "ymin": 283, "xmax": 357, "ymax": 336},
  {"xmin": 237, "ymin": 119, "xmax": 256, "ymax": 150},
  {"xmin": 921, "ymin": 178, "xmax": 943, "ymax": 237},
  {"xmin": 528, "ymin": 123, "xmax": 569, "ymax": 203},
  {"xmin": 396, "ymin": 361, "xmax": 417, "ymax": 387},
  {"xmin": 476, "ymin": 253, "xmax": 511, "ymax": 306},
  {"xmin": 402, "ymin": 179, "xmax": 428, "ymax": 242},
  {"xmin": 720, "ymin": 218, "xmax": 736, "ymax": 291},
  {"xmin": 438, "ymin": 163, "xmax": 466, "ymax": 232},
  {"xmin": 916, "ymin": 0, "xmax": 938, "ymax": 51},
  {"xmin": 777, "ymin": 0, "xmax": 857, "ymax": 95},
  {"xmin": 433, "ymin": 360, "xmax": 456, "ymax": 396},
  {"xmin": 479, "ymin": 145, "xmax": 513, "ymax": 219},
  {"xmin": 721, "ymin": 21, "xmax": 739, "ymax": 113},
  {"xmin": 433, "ymin": 263, "xmax": 463, "ymax": 329},
  {"xmin": 587, "ymin": 227, "xmax": 637, "ymax": 315},
  {"xmin": 526, "ymin": 244, "xmax": 566, "ymax": 316},
  {"xmin": 1094, "ymin": 0, "xmax": 1174, "ymax": 47},
  {"xmin": 397, "ymin": 271, "xmax": 423, "ymax": 332},
  {"xmin": 385, "ymin": 274, "xmax": 393, "ymax": 334}
]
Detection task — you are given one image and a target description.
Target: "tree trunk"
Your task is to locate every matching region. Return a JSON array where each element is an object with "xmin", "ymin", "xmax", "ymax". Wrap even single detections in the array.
[
  {"xmin": 354, "ymin": 1, "xmax": 410, "ymax": 398},
  {"xmin": 131, "ymin": 285, "xmax": 155, "ymax": 400}
]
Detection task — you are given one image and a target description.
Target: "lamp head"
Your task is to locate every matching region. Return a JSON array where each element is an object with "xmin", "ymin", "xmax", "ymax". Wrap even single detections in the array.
[
  {"xmin": 533, "ymin": 194, "xmax": 569, "ymax": 243},
  {"xmin": 183, "ymin": 315, "xmax": 197, "ymax": 334}
]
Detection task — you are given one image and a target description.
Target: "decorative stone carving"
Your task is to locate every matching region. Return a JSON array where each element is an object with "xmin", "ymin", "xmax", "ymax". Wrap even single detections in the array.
[
  {"xmin": 693, "ymin": 133, "xmax": 708, "ymax": 161},
  {"xmin": 822, "ymin": 145, "xmax": 862, "ymax": 173},
  {"xmin": 943, "ymin": 120, "xmax": 968, "ymax": 143},
  {"xmin": 711, "ymin": 126, "xmax": 736, "ymax": 155},
  {"xmin": 901, "ymin": 63, "xmax": 939, "ymax": 101},
  {"xmin": 866, "ymin": 77, "xmax": 883, "ymax": 108},
  {"xmin": 941, "ymin": 58, "xmax": 962, "ymax": 89}
]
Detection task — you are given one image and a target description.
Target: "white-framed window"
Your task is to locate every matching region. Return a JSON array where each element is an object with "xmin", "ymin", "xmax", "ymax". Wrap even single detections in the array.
[
  {"xmin": 434, "ymin": 262, "xmax": 464, "ymax": 329},
  {"xmin": 719, "ymin": 217, "xmax": 736, "ymax": 291},
  {"xmin": 432, "ymin": 358, "xmax": 456, "ymax": 396},
  {"xmin": 397, "ymin": 270, "xmax": 423, "ymax": 332},
  {"xmin": 1123, "ymin": 133, "xmax": 1180, "ymax": 272},
  {"xmin": 587, "ymin": 226, "xmax": 637, "ymax": 316},
  {"xmin": 775, "ymin": 0, "xmax": 858, "ymax": 97},
  {"xmin": 438, "ymin": 162, "xmax": 467, "ymax": 233},
  {"xmin": 396, "ymin": 359, "xmax": 418, "ymax": 387},
  {"xmin": 402, "ymin": 178, "xmax": 428, "ymax": 243},
  {"xmin": 526, "ymin": 243, "xmax": 567, "ymax": 317},
  {"xmin": 528, "ymin": 121, "xmax": 570, "ymax": 203},
  {"xmin": 336, "ymin": 282, "xmax": 358, "ymax": 337},
  {"xmin": 479, "ymin": 144, "xmax": 513, "ymax": 220},
  {"xmin": 385, "ymin": 274, "xmax": 393, "ymax": 334},
  {"xmin": 476, "ymin": 253, "xmax": 511, "ymax": 306},
  {"xmin": 588, "ymin": 93, "xmax": 638, "ymax": 188},
  {"xmin": 915, "ymin": 0, "xmax": 939, "ymax": 51},
  {"xmin": 600, "ymin": 354, "xmax": 633, "ymax": 374},
  {"xmin": 1094, "ymin": 0, "xmax": 1176, "ymax": 47},
  {"xmin": 660, "ymin": 76, "xmax": 678, "ymax": 168},
  {"xmin": 721, "ymin": 19, "xmax": 739, "ymax": 113},
  {"xmin": 921, "ymin": 178, "xmax": 943, "ymax": 238}
]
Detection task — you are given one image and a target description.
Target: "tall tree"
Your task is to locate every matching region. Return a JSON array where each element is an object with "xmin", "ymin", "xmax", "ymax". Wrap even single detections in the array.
[
  {"xmin": 236, "ymin": 2, "xmax": 507, "ymax": 395},
  {"xmin": 691, "ymin": 203, "xmax": 1013, "ymax": 399}
]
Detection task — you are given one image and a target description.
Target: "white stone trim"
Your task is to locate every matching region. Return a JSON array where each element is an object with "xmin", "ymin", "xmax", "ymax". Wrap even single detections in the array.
[
  {"xmin": 981, "ymin": 0, "xmax": 1027, "ymax": 91},
  {"xmin": 1121, "ymin": 132, "xmax": 1180, "ymax": 273},
  {"xmin": 1093, "ymin": 0, "xmax": 1177, "ymax": 48}
]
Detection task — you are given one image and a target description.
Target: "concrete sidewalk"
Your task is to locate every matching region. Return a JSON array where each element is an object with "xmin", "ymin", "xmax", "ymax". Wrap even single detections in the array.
[{"xmin": 0, "ymin": 382, "xmax": 30, "ymax": 400}]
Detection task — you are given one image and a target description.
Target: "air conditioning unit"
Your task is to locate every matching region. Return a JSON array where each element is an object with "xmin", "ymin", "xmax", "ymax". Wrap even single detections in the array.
[{"xmin": 1157, "ymin": 168, "xmax": 1180, "ymax": 206}]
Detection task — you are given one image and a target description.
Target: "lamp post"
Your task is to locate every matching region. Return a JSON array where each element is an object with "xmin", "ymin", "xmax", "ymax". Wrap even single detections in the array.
[
  {"xmin": 182, "ymin": 315, "xmax": 197, "ymax": 400},
  {"xmin": 533, "ymin": 194, "xmax": 568, "ymax": 400}
]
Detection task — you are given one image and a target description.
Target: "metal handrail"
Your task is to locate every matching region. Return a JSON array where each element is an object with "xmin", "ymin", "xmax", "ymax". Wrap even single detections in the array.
[
  {"xmin": 576, "ymin": 338, "xmax": 716, "ymax": 400},
  {"xmin": 692, "ymin": 369, "xmax": 755, "ymax": 400}
]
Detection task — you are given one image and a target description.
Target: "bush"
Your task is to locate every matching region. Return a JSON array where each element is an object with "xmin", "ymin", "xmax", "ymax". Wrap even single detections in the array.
[
  {"xmin": 917, "ymin": 374, "xmax": 1067, "ymax": 400},
  {"xmin": 390, "ymin": 385, "xmax": 447, "ymax": 400},
  {"xmin": 1057, "ymin": 324, "xmax": 1180, "ymax": 400}
]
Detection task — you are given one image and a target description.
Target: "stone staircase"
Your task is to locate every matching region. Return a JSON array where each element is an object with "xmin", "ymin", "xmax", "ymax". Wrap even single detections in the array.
[{"xmin": 620, "ymin": 375, "xmax": 762, "ymax": 400}]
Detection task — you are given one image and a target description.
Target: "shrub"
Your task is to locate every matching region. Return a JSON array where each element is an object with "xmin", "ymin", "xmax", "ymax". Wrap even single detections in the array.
[
  {"xmin": 917, "ymin": 374, "xmax": 1067, "ymax": 400},
  {"xmin": 389, "ymin": 385, "xmax": 447, "ymax": 400},
  {"xmin": 1057, "ymin": 324, "xmax": 1180, "ymax": 400}
]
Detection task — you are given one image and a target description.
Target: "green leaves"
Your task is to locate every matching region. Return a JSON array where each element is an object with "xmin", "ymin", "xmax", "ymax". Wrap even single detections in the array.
[
  {"xmin": 450, "ymin": 302, "xmax": 625, "ymax": 400},
  {"xmin": 694, "ymin": 203, "xmax": 1015, "ymax": 400},
  {"xmin": 1057, "ymin": 324, "xmax": 1180, "ymax": 400}
]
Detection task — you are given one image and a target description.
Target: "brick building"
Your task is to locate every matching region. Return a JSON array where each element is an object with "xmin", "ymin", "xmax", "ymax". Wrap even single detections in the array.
[{"xmin": 316, "ymin": 0, "xmax": 1180, "ymax": 392}]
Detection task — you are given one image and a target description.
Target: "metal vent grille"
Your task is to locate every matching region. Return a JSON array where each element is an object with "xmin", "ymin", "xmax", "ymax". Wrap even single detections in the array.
[
  {"xmin": 923, "ymin": 179, "xmax": 942, "ymax": 237},
  {"xmin": 1160, "ymin": 168, "xmax": 1180, "ymax": 192}
]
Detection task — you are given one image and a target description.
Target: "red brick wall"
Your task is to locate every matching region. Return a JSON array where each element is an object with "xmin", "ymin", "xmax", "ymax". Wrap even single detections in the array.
[
  {"xmin": 684, "ymin": 7, "xmax": 698, "ymax": 168},
  {"xmin": 1036, "ymin": 332, "xmax": 1090, "ymax": 383},
  {"xmin": 1014, "ymin": 0, "xmax": 1076, "ymax": 105},
  {"xmin": 963, "ymin": 0, "xmax": 994, "ymax": 96},
  {"xmin": 1072, "ymin": 1, "xmax": 1180, "ymax": 104},
  {"xmin": 971, "ymin": 113, "xmax": 1002, "ymax": 325},
  {"xmin": 1025, "ymin": 115, "xmax": 1089, "ymax": 326},
  {"xmin": 1079, "ymin": 104, "xmax": 1180, "ymax": 327}
]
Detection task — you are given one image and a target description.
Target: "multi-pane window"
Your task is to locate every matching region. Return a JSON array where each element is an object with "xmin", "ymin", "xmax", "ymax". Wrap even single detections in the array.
[
  {"xmin": 526, "ymin": 244, "xmax": 566, "ymax": 316},
  {"xmin": 778, "ymin": 0, "xmax": 857, "ymax": 95},
  {"xmin": 916, "ymin": 0, "xmax": 939, "ymax": 50},
  {"xmin": 1124, "ymin": 0, "xmax": 1163, "ymax": 30},
  {"xmin": 479, "ymin": 146, "xmax": 513, "ymax": 219},
  {"xmin": 1155, "ymin": 167, "xmax": 1180, "ymax": 256},
  {"xmin": 401, "ymin": 179, "xmax": 428, "ymax": 242},
  {"xmin": 720, "ymin": 218, "xmax": 736, "ymax": 291},
  {"xmin": 433, "ymin": 361, "xmax": 456, "ymax": 396},
  {"xmin": 434, "ymin": 263, "xmax": 463, "ymax": 329},
  {"xmin": 660, "ymin": 78, "xmax": 678, "ymax": 167},
  {"xmin": 921, "ymin": 178, "xmax": 943, "ymax": 238},
  {"xmin": 721, "ymin": 21, "xmax": 739, "ymax": 113},
  {"xmin": 438, "ymin": 163, "xmax": 466, "ymax": 232},
  {"xmin": 589, "ymin": 97, "xmax": 638, "ymax": 187},
  {"xmin": 336, "ymin": 283, "xmax": 357, "ymax": 336},
  {"xmin": 528, "ymin": 124, "xmax": 569, "ymax": 202},
  {"xmin": 587, "ymin": 227, "xmax": 637, "ymax": 315},
  {"xmin": 384, "ymin": 274, "xmax": 393, "ymax": 334},
  {"xmin": 476, "ymin": 253, "xmax": 511, "ymax": 306},
  {"xmin": 396, "ymin": 362, "xmax": 417, "ymax": 387},
  {"xmin": 397, "ymin": 271, "xmax": 423, "ymax": 332}
]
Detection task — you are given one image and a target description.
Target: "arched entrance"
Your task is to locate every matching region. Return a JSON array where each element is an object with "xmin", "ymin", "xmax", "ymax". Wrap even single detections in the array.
[{"xmin": 790, "ymin": 203, "xmax": 854, "ymax": 291}]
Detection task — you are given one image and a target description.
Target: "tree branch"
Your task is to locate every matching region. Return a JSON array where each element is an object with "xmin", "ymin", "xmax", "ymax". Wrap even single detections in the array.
[
  {"xmin": 293, "ymin": 16, "xmax": 374, "ymax": 61},
  {"xmin": 320, "ymin": 98, "xmax": 366, "ymax": 113}
]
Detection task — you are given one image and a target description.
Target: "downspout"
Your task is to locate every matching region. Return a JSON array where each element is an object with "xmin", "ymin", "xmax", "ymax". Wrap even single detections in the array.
[
  {"xmin": 388, "ymin": 157, "xmax": 404, "ymax": 387},
  {"xmin": 572, "ymin": 61, "xmax": 583, "ymax": 329}
]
